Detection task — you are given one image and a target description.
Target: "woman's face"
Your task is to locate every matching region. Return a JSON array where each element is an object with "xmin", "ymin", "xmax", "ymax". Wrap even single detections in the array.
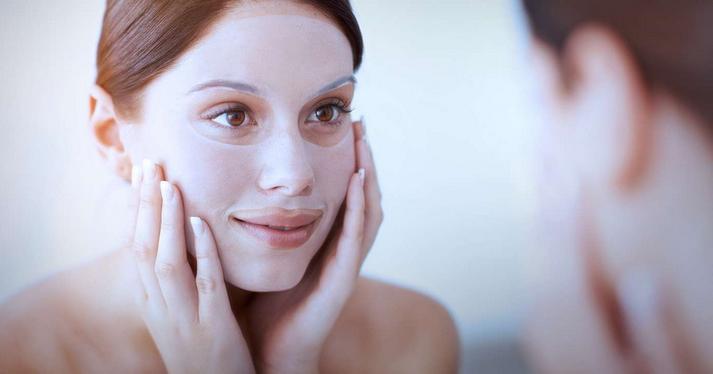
[{"xmin": 119, "ymin": 1, "xmax": 356, "ymax": 291}]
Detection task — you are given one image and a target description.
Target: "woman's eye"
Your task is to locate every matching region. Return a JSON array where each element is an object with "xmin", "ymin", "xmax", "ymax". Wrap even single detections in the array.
[
  {"xmin": 212, "ymin": 109, "xmax": 251, "ymax": 128},
  {"xmin": 308, "ymin": 105, "xmax": 342, "ymax": 123}
]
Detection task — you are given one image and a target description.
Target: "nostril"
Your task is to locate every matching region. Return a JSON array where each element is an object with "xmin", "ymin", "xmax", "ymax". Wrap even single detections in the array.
[
  {"xmin": 257, "ymin": 172, "xmax": 315, "ymax": 196},
  {"xmin": 273, "ymin": 183, "xmax": 313, "ymax": 197}
]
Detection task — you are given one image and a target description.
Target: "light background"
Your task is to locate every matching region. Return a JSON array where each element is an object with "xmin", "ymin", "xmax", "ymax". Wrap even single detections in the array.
[{"xmin": 0, "ymin": 1, "xmax": 537, "ymax": 372}]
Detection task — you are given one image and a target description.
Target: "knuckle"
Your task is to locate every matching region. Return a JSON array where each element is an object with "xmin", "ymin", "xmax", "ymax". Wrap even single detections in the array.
[
  {"xmin": 154, "ymin": 262, "xmax": 176, "ymax": 279},
  {"xmin": 195, "ymin": 276, "xmax": 216, "ymax": 294},
  {"xmin": 344, "ymin": 227, "xmax": 363, "ymax": 242},
  {"xmin": 132, "ymin": 242, "xmax": 154, "ymax": 260},
  {"xmin": 194, "ymin": 250, "xmax": 211, "ymax": 261},
  {"xmin": 139, "ymin": 195, "xmax": 159, "ymax": 209},
  {"xmin": 346, "ymin": 201, "xmax": 363, "ymax": 215},
  {"xmin": 160, "ymin": 220, "xmax": 177, "ymax": 232}
]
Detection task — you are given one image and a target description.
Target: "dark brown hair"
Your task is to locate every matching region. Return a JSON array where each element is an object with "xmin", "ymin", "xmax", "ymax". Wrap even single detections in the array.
[
  {"xmin": 96, "ymin": 0, "xmax": 364, "ymax": 119},
  {"xmin": 522, "ymin": 0, "xmax": 713, "ymax": 124}
]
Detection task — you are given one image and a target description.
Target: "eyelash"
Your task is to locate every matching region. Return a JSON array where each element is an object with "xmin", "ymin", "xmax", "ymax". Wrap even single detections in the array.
[
  {"xmin": 311, "ymin": 99, "xmax": 354, "ymax": 125},
  {"xmin": 201, "ymin": 104, "xmax": 255, "ymax": 130},
  {"xmin": 200, "ymin": 99, "xmax": 354, "ymax": 131}
]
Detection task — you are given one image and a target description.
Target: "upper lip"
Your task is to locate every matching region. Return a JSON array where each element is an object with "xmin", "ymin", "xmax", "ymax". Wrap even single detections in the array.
[{"xmin": 231, "ymin": 208, "xmax": 323, "ymax": 229}]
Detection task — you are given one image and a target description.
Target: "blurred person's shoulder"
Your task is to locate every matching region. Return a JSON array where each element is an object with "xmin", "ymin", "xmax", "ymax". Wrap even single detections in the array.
[{"xmin": 323, "ymin": 276, "xmax": 460, "ymax": 373}]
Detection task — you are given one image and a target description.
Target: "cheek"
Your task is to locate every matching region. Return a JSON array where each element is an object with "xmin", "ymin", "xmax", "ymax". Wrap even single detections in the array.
[
  {"xmin": 310, "ymin": 134, "xmax": 356, "ymax": 207},
  {"xmin": 143, "ymin": 117, "xmax": 260, "ymax": 219},
  {"xmin": 172, "ymin": 148, "xmax": 255, "ymax": 217},
  {"xmin": 136, "ymin": 112, "xmax": 355, "ymax": 241}
]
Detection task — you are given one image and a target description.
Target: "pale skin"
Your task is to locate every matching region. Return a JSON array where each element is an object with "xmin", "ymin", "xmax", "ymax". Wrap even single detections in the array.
[
  {"xmin": 0, "ymin": 2, "xmax": 458, "ymax": 373},
  {"xmin": 526, "ymin": 24, "xmax": 713, "ymax": 374}
]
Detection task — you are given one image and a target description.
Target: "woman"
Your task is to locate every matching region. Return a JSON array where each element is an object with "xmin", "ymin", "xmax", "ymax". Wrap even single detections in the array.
[
  {"xmin": 521, "ymin": 1, "xmax": 713, "ymax": 373},
  {"xmin": 0, "ymin": 1, "xmax": 458, "ymax": 372}
]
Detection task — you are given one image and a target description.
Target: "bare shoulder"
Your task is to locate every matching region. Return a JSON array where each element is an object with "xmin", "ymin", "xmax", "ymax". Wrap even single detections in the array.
[
  {"xmin": 0, "ymin": 253, "xmax": 163, "ymax": 373},
  {"xmin": 323, "ymin": 277, "xmax": 460, "ymax": 373},
  {"xmin": 0, "ymin": 271, "xmax": 78, "ymax": 372}
]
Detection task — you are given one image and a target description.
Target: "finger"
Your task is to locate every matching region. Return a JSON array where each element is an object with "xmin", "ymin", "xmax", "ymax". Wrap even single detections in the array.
[
  {"xmin": 155, "ymin": 181, "xmax": 198, "ymax": 322},
  {"xmin": 319, "ymin": 171, "xmax": 366, "ymax": 298},
  {"xmin": 190, "ymin": 217, "xmax": 231, "ymax": 324},
  {"xmin": 122, "ymin": 165, "xmax": 142, "ymax": 249},
  {"xmin": 617, "ymin": 272, "xmax": 683, "ymax": 374},
  {"xmin": 291, "ymin": 171, "xmax": 365, "ymax": 339},
  {"xmin": 126, "ymin": 165, "xmax": 147, "ymax": 305},
  {"xmin": 132, "ymin": 159, "xmax": 166, "ymax": 309},
  {"xmin": 354, "ymin": 119, "xmax": 382, "ymax": 260}
]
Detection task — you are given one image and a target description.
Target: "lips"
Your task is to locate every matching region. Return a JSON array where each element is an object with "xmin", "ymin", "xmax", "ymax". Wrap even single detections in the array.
[{"xmin": 230, "ymin": 209, "xmax": 322, "ymax": 249}]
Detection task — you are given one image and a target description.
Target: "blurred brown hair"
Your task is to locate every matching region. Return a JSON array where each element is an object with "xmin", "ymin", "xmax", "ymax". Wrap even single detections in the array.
[
  {"xmin": 522, "ymin": 0, "xmax": 713, "ymax": 124},
  {"xmin": 96, "ymin": 0, "xmax": 364, "ymax": 120}
]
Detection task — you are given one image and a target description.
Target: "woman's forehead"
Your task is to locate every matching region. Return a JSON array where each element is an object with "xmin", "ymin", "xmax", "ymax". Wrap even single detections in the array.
[{"xmin": 152, "ymin": 6, "xmax": 354, "ymax": 101}]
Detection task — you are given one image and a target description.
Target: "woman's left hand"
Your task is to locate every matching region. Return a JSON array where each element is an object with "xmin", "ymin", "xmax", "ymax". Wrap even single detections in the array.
[{"xmin": 246, "ymin": 120, "xmax": 383, "ymax": 374}]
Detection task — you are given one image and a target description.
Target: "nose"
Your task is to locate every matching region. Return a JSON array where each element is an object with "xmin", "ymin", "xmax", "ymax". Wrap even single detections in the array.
[{"xmin": 257, "ymin": 131, "xmax": 315, "ymax": 197}]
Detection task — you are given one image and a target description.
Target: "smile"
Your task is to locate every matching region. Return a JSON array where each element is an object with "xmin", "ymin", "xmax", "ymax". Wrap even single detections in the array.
[{"xmin": 230, "ymin": 208, "xmax": 323, "ymax": 249}]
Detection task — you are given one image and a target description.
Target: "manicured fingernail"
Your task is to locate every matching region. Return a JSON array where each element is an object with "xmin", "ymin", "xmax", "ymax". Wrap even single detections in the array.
[
  {"xmin": 190, "ymin": 217, "xmax": 204, "ymax": 235},
  {"xmin": 358, "ymin": 168, "xmax": 366, "ymax": 186},
  {"xmin": 131, "ymin": 165, "xmax": 142, "ymax": 188},
  {"xmin": 142, "ymin": 159, "xmax": 156, "ymax": 182},
  {"xmin": 160, "ymin": 181, "xmax": 173, "ymax": 202}
]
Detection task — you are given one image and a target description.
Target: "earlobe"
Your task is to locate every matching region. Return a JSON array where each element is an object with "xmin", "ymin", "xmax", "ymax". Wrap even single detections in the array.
[
  {"xmin": 89, "ymin": 84, "xmax": 133, "ymax": 181},
  {"xmin": 562, "ymin": 25, "xmax": 653, "ymax": 193}
]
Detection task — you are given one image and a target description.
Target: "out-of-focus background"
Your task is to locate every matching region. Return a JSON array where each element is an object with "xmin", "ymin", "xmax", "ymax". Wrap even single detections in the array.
[{"xmin": 0, "ymin": 1, "xmax": 536, "ymax": 372}]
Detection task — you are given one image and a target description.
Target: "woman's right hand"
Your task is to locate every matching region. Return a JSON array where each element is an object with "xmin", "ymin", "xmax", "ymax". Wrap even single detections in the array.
[{"xmin": 127, "ymin": 159, "xmax": 255, "ymax": 374}]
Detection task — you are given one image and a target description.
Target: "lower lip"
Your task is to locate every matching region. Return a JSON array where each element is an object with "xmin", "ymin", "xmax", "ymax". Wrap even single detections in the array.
[{"xmin": 232, "ymin": 218, "xmax": 317, "ymax": 249}]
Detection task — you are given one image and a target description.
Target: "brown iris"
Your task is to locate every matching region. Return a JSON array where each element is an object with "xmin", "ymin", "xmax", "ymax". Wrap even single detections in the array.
[
  {"xmin": 226, "ymin": 110, "xmax": 247, "ymax": 127},
  {"xmin": 314, "ymin": 106, "xmax": 336, "ymax": 122}
]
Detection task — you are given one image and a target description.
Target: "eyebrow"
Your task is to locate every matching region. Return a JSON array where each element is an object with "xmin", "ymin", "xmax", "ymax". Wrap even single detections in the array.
[
  {"xmin": 313, "ymin": 75, "xmax": 357, "ymax": 97},
  {"xmin": 186, "ymin": 75, "xmax": 356, "ymax": 97},
  {"xmin": 187, "ymin": 80, "xmax": 260, "ymax": 95}
]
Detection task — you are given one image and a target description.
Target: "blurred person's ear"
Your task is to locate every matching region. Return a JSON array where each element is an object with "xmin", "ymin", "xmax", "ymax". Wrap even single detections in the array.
[
  {"xmin": 89, "ymin": 85, "xmax": 132, "ymax": 182},
  {"xmin": 530, "ymin": 25, "xmax": 653, "ymax": 195},
  {"xmin": 559, "ymin": 25, "xmax": 653, "ymax": 193}
]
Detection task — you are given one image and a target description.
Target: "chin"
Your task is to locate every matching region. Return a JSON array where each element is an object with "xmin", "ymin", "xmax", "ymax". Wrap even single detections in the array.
[
  {"xmin": 221, "ymin": 251, "xmax": 314, "ymax": 292},
  {"xmin": 215, "ymin": 214, "xmax": 337, "ymax": 292}
]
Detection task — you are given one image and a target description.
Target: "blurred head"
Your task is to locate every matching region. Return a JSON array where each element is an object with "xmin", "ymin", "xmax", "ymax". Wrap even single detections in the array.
[
  {"xmin": 89, "ymin": 0, "xmax": 364, "ymax": 292},
  {"xmin": 522, "ymin": 1, "xmax": 713, "ymax": 368},
  {"xmin": 523, "ymin": 0, "xmax": 713, "ymax": 271}
]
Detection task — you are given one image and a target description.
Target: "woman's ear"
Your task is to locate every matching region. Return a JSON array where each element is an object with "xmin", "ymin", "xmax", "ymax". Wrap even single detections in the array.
[{"xmin": 89, "ymin": 84, "xmax": 132, "ymax": 182}]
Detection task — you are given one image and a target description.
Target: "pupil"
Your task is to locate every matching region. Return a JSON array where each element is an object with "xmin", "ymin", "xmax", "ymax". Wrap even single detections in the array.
[
  {"xmin": 317, "ymin": 106, "xmax": 334, "ymax": 121},
  {"xmin": 227, "ymin": 111, "xmax": 245, "ymax": 126}
]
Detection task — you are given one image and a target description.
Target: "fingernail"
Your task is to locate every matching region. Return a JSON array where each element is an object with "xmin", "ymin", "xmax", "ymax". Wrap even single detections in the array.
[
  {"xmin": 358, "ymin": 168, "xmax": 366, "ymax": 186},
  {"xmin": 142, "ymin": 159, "xmax": 156, "ymax": 182},
  {"xmin": 159, "ymin": 181, "xmax": 173, "ymax": 202},
  {"xmin": 131, "ymin": 165, "xmax": 142, "ymax": 188},
  {"xmin": 190, "ymin": 216, "xmax": 204, "ymax": 235}
]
